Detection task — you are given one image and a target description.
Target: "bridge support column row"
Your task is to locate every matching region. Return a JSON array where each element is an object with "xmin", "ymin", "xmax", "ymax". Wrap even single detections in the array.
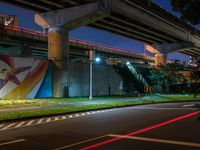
[{"xmin": 48, "ymin": 27, "xmax": 69, "ymax": 98}]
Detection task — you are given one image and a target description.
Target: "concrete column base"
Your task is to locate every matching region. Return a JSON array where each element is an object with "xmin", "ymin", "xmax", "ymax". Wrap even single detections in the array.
[{"xmin": 52, "ymin": 60, "xmax": 68, "ymax": 98}]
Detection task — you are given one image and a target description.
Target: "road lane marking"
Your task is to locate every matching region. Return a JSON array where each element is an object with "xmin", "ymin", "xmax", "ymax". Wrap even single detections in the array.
[
  {"xmin": 46, "ymin": 118, "xmax": 51, "ymax": 123},
  {"xmin": 37, "ymin": 119, "xmax": 43, "ymax": 124},
  {"xmin": 81, "ymin": 110, "xmax": 200, "ymax": 150},
  {"xmin": 15, "ymin": 122, "xmax": 25, "ymax": 128},
  {"xmin": 109, "ymin": 134, "xmax": 200, "ymax": 148},
  {"xmin": 0, "ymin": 124, "xmax": 4, "ymax": 128},
  {"xmin": 0, "ymin": 139, "xmax": 26, "ymax": 146},
  {"xmin": 26, "ymin": 120, "xmax": 34, "ymax": 126},
  {"xmin": 130, "ymin": 107, "xmax": 197, "ymax": 110},
  {"xmin": 54, "ymin": 135, "xmax": 108, "ymax": 150},
  {"xmin": 183, "ymin": 104, "xmax": 195, "ymax": 108},
  {"xmin": 1, "ymin": 123, "xmax": 16, "ymax": 130},
  {"xmin": 62, "ymin": 116, "xmax": 66, "ymax": 120}
]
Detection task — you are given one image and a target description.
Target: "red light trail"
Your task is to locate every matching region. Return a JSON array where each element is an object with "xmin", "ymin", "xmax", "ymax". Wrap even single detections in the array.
[{"xmin": 81, "ymin": 110, "xmax": 200, "ymax": 150}]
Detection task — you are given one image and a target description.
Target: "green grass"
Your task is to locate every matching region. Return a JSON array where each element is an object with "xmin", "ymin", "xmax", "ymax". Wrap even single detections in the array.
[
  {"xmin": 0, "ymin": 94, "xmax": 199, "ymax": 122},
  {"xmin": 0, "ymin": 96, "xmax": 125, "ymax": 109},
  {"xmin": 0, "ymin": 100, "xmax": 47, "ymax": 109}
]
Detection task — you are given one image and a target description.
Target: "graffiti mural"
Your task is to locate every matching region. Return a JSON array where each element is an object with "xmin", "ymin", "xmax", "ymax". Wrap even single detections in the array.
[{"xmin": 0, "ymin": 55, "xmax": 52, "ymax": 99}]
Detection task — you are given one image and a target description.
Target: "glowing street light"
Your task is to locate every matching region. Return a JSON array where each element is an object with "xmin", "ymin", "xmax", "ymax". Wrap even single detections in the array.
[{"xmin": 95, "ymin": 57, "xmax": 101, "ymax": 62}]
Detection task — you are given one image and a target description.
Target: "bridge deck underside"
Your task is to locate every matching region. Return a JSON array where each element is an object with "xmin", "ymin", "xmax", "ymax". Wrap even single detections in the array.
[{"xmin": 1, "ymin": 0, "xmax": 200, "ymax": 57}]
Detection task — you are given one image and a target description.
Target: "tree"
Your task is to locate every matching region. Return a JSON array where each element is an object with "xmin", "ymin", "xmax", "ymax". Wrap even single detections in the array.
[
  {"xmin": 171, "ymin": 0, "xmax": 200, "ymax": 25},
  {"xmin": 190, "ymin": 70, "xmax": 200, "ymax": 97},
  {"xmin": 148, "ymin": 62, "xmax": 185, "ymax": 93}
]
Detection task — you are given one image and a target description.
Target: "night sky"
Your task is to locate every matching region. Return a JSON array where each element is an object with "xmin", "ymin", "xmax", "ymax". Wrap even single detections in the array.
[{"xmin": 0, "ymin": 0, "xmax": 198, "ymax": 61}]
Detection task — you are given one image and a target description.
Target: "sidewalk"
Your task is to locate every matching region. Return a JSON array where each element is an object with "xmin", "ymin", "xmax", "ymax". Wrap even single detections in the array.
[{"xmin": 0, "ymin": 97, "xmax": 148, "ymax": 114}]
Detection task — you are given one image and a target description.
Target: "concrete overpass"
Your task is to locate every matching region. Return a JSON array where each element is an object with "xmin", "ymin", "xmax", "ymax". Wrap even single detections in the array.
[
  {"xmin": 2, "ymin": 0, "xmax": 200, "ymax": 56},
  {"xmin": 2, "ymin": 0, "xmax": 200, "ymax": 97}
]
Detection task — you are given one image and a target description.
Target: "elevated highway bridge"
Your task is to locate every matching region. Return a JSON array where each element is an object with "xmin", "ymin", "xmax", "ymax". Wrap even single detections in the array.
[
  {"xmin": 0, "ymin": 25, "xmax": 154, "ymax": 64},
  {"xmin": 2, "ymin": 0, "xmax": 200, "ymax": 57}
]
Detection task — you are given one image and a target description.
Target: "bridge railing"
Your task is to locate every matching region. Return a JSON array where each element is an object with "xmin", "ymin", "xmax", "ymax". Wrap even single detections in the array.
[
  {"xmin": 69, "ymin": 39, "xmax": 154, "ymax": 61},
  {"xmin": 4, "ymin": 25, "xmax": 47, "ymax": 37}
]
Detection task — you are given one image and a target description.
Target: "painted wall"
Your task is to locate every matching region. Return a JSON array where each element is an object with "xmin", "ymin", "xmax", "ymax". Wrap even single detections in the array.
[
  {"xmin": 0, "ymin": 55, "xmax": 52, "ymax": 99},
  {"xmin": 0, "ymin": 55, "xmax": 122, "ymax": 99}
]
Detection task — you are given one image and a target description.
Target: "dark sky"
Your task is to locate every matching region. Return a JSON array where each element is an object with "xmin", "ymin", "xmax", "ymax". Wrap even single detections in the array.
[{"xmin": 0, "ymin": 0, "xmax": 197, "ymax": 61}]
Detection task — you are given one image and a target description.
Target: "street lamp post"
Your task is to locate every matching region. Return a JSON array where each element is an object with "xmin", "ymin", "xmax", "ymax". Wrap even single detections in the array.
[
  {"xmin": 89, "ymin": 60, "xmax": 93, "ymax": 99},
  {"xmin": 89, "ymin": 57, "xmax": 101, "ymax": 100}
]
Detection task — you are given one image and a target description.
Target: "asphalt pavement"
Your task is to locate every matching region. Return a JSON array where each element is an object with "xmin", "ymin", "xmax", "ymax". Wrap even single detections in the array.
[{"xmin": 0, "ymin": 102, "xmax": 199, "ymax": 150}]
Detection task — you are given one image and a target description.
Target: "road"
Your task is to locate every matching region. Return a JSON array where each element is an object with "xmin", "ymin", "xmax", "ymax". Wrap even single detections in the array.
[{"xmin": 0, "ymin": 102, "xmax": 199, "ymax": 150}]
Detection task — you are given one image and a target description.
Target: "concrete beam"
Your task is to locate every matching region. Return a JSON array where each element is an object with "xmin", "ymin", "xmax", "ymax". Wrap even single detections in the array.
[
  {"xmin": 40, "ymin": 0, "xmax": 64, "ymax": 8},
  {"xmin": 100, "ymin": 19, "xmax": 166, "ymax": 43},
  {"xmin": 109, "ymin": 0, "xmax": 190, "ymax": 41},
  {"xmin": 110, "ymin": 16, "xmax": 177, "ymax": 43},
  {"xmin": 35, "ymin": 2, "xmax": 109, "ymax": 29},
  {"xmin": 152, "ymin": 42, "xmax": 194, "ymax": 54},
  {"xmin": 16, "ymin": 0, "xmax": 50, "ymax": 11},
  {"xmin": 92, "ymin": 22, "xmax": 154, "ymax": 43}
]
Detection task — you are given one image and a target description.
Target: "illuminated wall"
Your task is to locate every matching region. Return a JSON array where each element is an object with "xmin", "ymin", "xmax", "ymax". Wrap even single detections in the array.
[
  {"xmin": 0, "ymin": 55, "xmax": 122, "ymax": 99},
  {"xmin": 0, "ymin": 55, "xmax": 52, "ymax": 99}
]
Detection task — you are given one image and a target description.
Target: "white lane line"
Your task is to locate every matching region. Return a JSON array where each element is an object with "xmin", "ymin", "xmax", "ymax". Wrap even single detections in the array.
[
  {"xmin": 0, "ymin": 139, "xmax": 26, "ymax": 146},
  {"xmin": 1, "ymin": 123, "xmax": 16, "ymax": 130},
  {"xmin": 15, "ymin": 122, "xmax": 25, "ymax": 128},
  {"xmin": 46, "ymin": 118, "xmax": 51, "ymax": 123},
  {"xmin": 81, "ymin": 113, "xmax": 85, "ymax": 116},
  {"xmin": 130, "ymin": 107, "xmax": 197, "ymax": 110},
  {"xmin": 183, "ymin": 104, "xmax": 195, "ymax": 108},
  {"xmin": 0, "ymin": 124, "xmax": 4, "ymax": 128},
  {"xmin": 37, "ymin": 119, "xmax": 43, "ymax": 124},
  {"xmin": 55, "ymin": 117, "xmax": 59, "ymax": 121},
  {"xmin": 109, "ymin": 134, "xmax": 200, "ymax": 148},
  {"xmin": 62, "ymin": 116, "xmax": 66, "ymax": 120},
  {"xmin": 26, "ymin": 120, "xmax": 34, "ymax": 126}
]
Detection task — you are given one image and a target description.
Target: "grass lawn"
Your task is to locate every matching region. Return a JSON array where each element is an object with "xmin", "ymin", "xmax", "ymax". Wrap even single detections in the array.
[
  {"xmin": 0, "ymin": 94, "xmax": 199, "ymax": 122},
  {"xmin": 0, "ymin": 96, "xmax": 130, "ymax": 109}
]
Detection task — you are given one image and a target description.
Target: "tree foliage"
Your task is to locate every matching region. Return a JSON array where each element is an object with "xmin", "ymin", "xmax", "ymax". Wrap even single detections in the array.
[
  {"xmin": 171, "ymin": 0, "xmax": 200, "ymax": 25},
  {"xmin": 148, "ymin": 62, "xmax": 185, "ymax": 93}
]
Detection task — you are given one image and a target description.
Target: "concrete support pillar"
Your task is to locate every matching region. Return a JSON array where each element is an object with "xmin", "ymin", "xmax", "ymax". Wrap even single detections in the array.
[
  {"xmin": 155, "ymin": 53, "xmax": 167, "ymax": 66},
  {"xmin": 48, "ymin": 27, "xmax": 69, "ymax": 98}
]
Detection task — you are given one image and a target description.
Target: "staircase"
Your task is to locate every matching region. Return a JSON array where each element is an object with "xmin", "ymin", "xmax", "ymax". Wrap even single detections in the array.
[{"xmin": 126, "ymin": 63, "xmax": 149, "ymax": 86}]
